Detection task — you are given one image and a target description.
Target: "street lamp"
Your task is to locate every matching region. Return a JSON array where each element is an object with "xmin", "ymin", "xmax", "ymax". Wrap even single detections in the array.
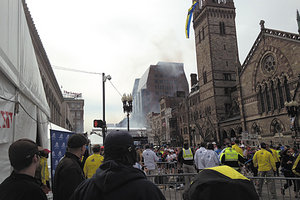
[
  {"xmin": 102, "ymin": 73, "xmax": 111, "ymax": 142},
  {"xmin": 122, "ymin": 93, "xmax": 133, "ymax": 131}
]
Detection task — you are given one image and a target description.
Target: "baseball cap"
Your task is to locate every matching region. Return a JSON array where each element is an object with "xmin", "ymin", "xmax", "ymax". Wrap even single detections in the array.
[
  {"xmin": 104, "ymin": 131, "xmax": 134, "ymax": 158},
  {"xmin": 9, "ymin": 139, "xmax": 39, "ymax": 170},
  {"xmin": 43, "ymin": 149, "xmax": 51, "ymax": 154},
  {"xmin": 67, "ymin": 134, "xmax": 88, "ymax": 148}
]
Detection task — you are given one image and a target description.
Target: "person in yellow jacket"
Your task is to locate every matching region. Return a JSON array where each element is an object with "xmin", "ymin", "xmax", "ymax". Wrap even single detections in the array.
[
  {"xmin": 36, "ymin": 148, "xmax": 51, "ymax": 194},
  {"xmin": 232, "ymin": 139, "xmax": 243, "ymax": 156},
  {"xmin": 83, "ymin": 144, "xmax": 104, "ymax": 178},
  {"xmin": 268, "ymin": 144, "xmax": 280, "ymax": 176},
  {"xmin": 253, "ymin": 142, "xmax": 276, "ymax": 199}
]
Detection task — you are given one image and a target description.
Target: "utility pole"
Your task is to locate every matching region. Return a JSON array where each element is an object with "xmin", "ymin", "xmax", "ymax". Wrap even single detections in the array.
[{"xmin": 102, "ymin": 73, "xmax": 106, "ymax": 142}]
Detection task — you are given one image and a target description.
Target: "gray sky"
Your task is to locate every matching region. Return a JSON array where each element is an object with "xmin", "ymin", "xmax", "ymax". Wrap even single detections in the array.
[{"xmin": 26, "ymin": 0, "xmax": 299, "ymax": 132}]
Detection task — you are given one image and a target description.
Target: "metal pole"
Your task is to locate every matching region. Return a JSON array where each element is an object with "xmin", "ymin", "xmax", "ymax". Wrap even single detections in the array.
[
  {"xmin": 127, "ymin": 113, "xmax": 130, "ymax": 132},
  {"xmin": 102, "ymin": 73, "xmax": 106, "ymax": 142}
]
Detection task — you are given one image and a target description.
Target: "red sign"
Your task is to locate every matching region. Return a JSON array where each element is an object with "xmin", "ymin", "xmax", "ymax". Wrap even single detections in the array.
[{"xmin": 0, "ymin": 111, "xmax": 13, "ymax": 129}]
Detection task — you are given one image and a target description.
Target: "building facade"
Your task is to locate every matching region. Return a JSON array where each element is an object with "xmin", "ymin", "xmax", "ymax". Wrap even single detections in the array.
[
  {"xmin": 64, "ymin": 98, "xmax": 84, "ymax": 133},
  {"xmin": 189, "ymin": 0, "xmax": 300, "ymax": 145},
  {"xmin": 131, "ymin": 62, "xmax": 189, "ymax": 127},
  {"xmin": 148, "ymin": 0, "xmax": 300, "ymax": 147}
]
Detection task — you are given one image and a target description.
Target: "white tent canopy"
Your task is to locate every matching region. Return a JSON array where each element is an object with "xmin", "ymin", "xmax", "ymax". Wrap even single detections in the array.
[{"xmin": 0, "ymin": 0, "xmax": 50, "ymax": 182}]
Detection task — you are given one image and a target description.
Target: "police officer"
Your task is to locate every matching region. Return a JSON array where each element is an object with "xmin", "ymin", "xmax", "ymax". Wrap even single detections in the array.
[
  {"xmin": 178, "ymin": 143, "xmax": 196, "ymax": 191},
  {"xmin": 219, "ymin": 143, "xmax": 245, "ymax": 171}
]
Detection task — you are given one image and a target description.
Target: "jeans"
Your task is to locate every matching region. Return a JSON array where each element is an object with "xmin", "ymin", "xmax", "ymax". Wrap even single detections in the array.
[
  {"xmin": 257, "ymin": 170, "xmax": 277, "ymax": 199},
  {"xmin": 183, "ymin": 163, "xmax": 196, "ymax": 191}
]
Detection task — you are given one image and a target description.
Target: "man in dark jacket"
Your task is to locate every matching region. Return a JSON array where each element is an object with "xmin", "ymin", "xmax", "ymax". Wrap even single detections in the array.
[
  {"xmin": 0, "ymin": 139, "xmax": 47, "ymax": 200},
  {"xmin": 70, "ymin": 131, "xmax": 166, "ymax": 200},
  {"xmin": 53, "ymin": 134, "xmax": 88, "ymax": 200}
]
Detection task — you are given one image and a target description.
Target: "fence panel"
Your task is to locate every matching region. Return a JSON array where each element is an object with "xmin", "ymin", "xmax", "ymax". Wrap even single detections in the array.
[{"xmin": 147, "ymin": 173, "xmax": 300, "ymax": 200}]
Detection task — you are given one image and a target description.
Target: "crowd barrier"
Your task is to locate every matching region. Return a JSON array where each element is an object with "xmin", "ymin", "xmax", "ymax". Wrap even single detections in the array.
[{"xmin": 147, "ymin": 173, "xmax": 300, "ymax": 200}]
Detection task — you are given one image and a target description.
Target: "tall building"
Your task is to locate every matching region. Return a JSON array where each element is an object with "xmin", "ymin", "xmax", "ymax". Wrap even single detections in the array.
[
  {"xmin": 131, "ymin": 62, "xmax": 189, "ymax": 127},
  {"xmin": 191, "ymin": 0, "xmax": 240, "ymax": 142},
  {"xmin": 63, "ymin": 97, "xmax": 84, "ymax": 133}
]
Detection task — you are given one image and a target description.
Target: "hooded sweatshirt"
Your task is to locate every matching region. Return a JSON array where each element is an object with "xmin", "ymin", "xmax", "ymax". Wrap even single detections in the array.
[{"xmin": 70, "ymin": 160, "xmax": 166, "ymax": 200}]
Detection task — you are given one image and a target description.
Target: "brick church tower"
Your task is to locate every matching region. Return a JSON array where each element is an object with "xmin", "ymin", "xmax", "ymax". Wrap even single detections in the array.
[{"xmin": 192, "ymin": 0, "xmax": 241, "ymax": 141}]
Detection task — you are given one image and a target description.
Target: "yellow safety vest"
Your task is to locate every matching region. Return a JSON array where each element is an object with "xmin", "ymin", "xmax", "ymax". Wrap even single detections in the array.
[
  {"xmin": 224, "ymin": 148, "xmax": 238, "ymax": 162},
  {"xmin": 276, "ymin": 150, "xmax": 281, "ymax": 158},
  {"xmin": 183, "ymin": 148, "xmax": 193, "ymax": 160}
]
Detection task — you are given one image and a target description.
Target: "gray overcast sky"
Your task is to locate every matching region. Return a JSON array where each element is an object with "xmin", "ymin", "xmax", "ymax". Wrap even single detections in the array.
[{"xmin": 25, "ymin": 0, "xmax": 299, "ymax": 132}]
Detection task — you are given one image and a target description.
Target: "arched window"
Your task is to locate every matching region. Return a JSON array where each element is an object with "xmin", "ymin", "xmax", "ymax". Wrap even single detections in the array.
[
  {"xmin": 230, "ymin": 129, "xmax": 236, "ymax": 138},
  {"xmin": 259, "ymin": 86, "xmax": 265, "ymax": 113},
  {"xmin": 251, "ymin": 122, "xmax": 261, "ymax": 135},
  {"xmin": 271, "ymin": 81, "xmax": 278, "ymax": 110},
  {"xmin": 270, "ymin": 118, "xmax": 284, "ymax": 135},
  {"xmin": 265, "ymin": 84, "xmax": 271, "ymax": 112},
  {"xmin": 278, "ymin": 79, "xmax": 284, "ymax": 108},
  {"xmin": 284, "ymin": 77, "xmax": 291, "ymax": 102}
]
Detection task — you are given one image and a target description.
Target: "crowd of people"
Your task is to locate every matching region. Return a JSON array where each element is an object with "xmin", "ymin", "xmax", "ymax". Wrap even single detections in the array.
[{"xmin": 2, "ymin": 133, "xmax": 300, "ymax": 200}]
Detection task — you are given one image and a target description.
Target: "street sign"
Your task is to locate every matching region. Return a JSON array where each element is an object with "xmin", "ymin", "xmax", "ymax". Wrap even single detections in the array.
[{"xmin": 93, "ymin": 120, "xmax": 103, "ymax": 128}]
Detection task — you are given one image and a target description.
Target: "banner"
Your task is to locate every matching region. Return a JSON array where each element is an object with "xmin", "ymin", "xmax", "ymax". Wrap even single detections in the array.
[
  {"xmin": 50, "ymin": 129, "xmax": 74, "ymax": 183},
  {"xmin": 0, "ymin": 100, "xmax": 14, "ymax": 143}
]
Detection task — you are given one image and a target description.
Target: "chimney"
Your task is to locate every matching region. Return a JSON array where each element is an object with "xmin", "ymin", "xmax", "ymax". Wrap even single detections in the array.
[{"xmin": 190, "ymin": 73, "xmax": 198, "ymax": 87}]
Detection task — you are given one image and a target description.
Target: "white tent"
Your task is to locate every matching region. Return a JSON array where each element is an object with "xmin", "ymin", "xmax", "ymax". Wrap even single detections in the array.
[{"xmin": 0, "ymin": 0, "xmax": 50, "ymax": 182}]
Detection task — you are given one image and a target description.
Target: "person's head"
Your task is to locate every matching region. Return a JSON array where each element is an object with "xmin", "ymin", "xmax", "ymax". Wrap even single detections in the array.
[
  {"xmin": 224, "ymin": 138, "xmax": 231, "ymax": 147},
  {"xmin": 92, "ymin": 144, "xmax": 101, "ymax": 154},
  {"xmin": 145, "ymin": 144, "xmax": 150, "ymax": 149},
  {"xmin": 104, "ymin": 131, "xmax": 137, "ymax": 165},
  {"xmin": 40, "ymin": 149, "xmax": 51, "ymax": 158},
  {"xmin": 207, "ymin": 143, "xmax": 214, "ymax": 150},
  {"xmin": 285, "ymin": 148, "xmax": 293, "ymax": 156},
  {"xmin": 67, "ymin": 134, "xmax": 88, "ymax": 157},
  {"xmin": 9, "ymin": 139, "xmax": 40, "ymax": 172},
  {"xmin": 234, "ymin": 139, "xmax": 240, "ymax": 145},
  {"xmin": 260, "ymin": 142, "xmax": 266, "ymax": 149},
  {"xmin": 184, "ymin": 143, "xmax": 189, "ymax": 149},
  {"xmin": 200, "ymin": 142, "xmax": 206, "ymax": 148},
  {"xmin": 212, "ymin": 142, "xmax": 217, "ymax": 148}
]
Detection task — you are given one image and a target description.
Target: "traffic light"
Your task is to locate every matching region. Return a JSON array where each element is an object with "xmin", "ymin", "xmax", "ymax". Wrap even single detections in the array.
[{"xmin": 93, "ymin": 120, "xmax": 103, "ymax": 128}]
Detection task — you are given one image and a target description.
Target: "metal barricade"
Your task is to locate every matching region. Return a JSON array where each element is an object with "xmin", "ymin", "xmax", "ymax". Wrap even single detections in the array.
[
  {"xmin": 248, "ymin": 176, "xmax": 300, "ymax": 200},
  {"xmin": 147, "ymin": 173, "xmax": 197, "ymax": 200},
  {"xmin": 147, "ymin": 173, "xmax": 300, "ymax": 200}
]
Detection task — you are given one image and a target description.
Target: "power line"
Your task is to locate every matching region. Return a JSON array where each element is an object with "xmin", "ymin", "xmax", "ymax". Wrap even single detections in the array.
[
  {"xmin": 52, "ymin": 65, "xmax": 102, "ymax": 75},
  {"xmin": 108, "ymin": 80, "xmax": 123, "ymax": 97},
  {"xmin": 52, "ymin": 65, "xmax": 124, "ymax": 98}
]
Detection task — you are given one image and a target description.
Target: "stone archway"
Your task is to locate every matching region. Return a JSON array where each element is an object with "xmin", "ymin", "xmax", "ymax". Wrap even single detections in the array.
[
  {"xmin": 251, "ymin": 122, "xmax": 262, "ymax": 135},
  {"xmin": 270, "ymin": 118, "xmax": 285, "ymax": 136}
]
